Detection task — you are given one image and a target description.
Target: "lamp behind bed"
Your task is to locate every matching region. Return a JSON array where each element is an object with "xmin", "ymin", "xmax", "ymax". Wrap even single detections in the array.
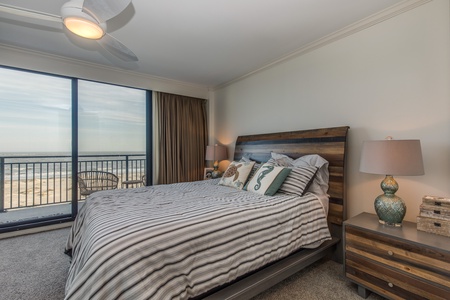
[{"xmin": 206, "ymin": 144, "xmax": 228, "ymax": 178}]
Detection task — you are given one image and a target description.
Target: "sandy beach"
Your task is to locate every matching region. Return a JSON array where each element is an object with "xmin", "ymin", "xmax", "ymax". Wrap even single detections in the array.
[
  {"xmin": 2, "ymin": 178, "xmax": 72, "ymax": 209},
  {"xmin": 2, "ymin": 175, "xmax": 135, "ymax": 210}
]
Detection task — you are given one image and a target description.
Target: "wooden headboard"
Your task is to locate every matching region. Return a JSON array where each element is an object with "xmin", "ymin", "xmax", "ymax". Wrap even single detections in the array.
[
  {"xmin": 204, "ymin": 126, "xmax": 350, "ymax": 299},
  {"xmin": 233, "ymin": 126, "xmax": 349, "ymax": 234}
]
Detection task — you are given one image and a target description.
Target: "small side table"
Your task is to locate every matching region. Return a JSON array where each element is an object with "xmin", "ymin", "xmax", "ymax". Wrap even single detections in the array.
[{"xmin": 122, "ymin": 179, "xmax": 143, "ymax": 188}]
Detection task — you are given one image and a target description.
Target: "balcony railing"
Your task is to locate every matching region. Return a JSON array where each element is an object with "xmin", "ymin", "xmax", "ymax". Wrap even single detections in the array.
[{"xmin": 0, "ymin": 154, "xmax": 146, "ymax": 211}]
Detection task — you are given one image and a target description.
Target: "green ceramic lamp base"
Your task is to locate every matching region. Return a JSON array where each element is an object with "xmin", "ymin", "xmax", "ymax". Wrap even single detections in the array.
[{"xmin": 374, "ymin": 175, "xmax": 406, "ymax": 227}]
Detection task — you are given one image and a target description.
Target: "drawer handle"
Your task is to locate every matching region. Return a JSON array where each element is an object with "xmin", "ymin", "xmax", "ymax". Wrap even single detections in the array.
[
  {"xmin": 388, "ymin": 282, "xmax": 394, "ymax": 288},
  {"xmin": 387, "ymin": 250, "xmax": 394, "ymax": 256}
]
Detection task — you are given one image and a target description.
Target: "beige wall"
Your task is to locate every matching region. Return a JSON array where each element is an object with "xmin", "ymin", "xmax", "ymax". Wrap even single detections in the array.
[{"xmin": 213, "ymin": 0, "xmax": 450, "ymax": 222}]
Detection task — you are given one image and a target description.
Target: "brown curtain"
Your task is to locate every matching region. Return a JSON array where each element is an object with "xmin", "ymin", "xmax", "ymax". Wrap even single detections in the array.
[{"xmin": 155, "ymin": 92, "xmax": 208, "ymax": 184}]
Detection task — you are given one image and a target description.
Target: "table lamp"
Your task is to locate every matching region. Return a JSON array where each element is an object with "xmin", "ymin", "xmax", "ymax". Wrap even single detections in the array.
[
  {"xmin": 359, "ymin": 138, "xmax": 424, "ymax": 227},
  {"xmin": 205, "ymin": 144, "xmax": 228, "ymax": 178}
]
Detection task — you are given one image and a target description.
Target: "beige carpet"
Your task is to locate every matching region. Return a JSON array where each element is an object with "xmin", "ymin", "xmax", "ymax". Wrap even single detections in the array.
[
  {"xmin": 254, "ymin": 258, "xmax": 385, "ymax": 300},
  {"xmin": 0, "ymin": 228, "xmax": 385, "ymax": 300},
  {"xmin": 0, "ymin": 228, "xmax": 70, "ymax": 300}
]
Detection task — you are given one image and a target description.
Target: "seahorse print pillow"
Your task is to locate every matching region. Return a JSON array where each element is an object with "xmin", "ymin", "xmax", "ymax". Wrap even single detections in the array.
[
  {"xmin": 218, "ymin": 160, "xmax": 255, "ymax": 190},
  {"xmin": 245, "ymin": 163, "xmax": 291, "ymax": 196}
]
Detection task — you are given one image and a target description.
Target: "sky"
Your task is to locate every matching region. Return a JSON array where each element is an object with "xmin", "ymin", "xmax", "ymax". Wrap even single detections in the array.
[{"xmin": 0, "ymin": 67, "xmax": 146, "ymax": 154}]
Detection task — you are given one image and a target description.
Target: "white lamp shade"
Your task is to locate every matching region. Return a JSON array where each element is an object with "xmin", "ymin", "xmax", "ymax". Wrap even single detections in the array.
[
  {"xmin": 360, "ymin": 139, "xmax": 424, "ymax": 176},
  {"xmin": 205, "ymin": 145, "xmax": 227, "ymax": 161}
]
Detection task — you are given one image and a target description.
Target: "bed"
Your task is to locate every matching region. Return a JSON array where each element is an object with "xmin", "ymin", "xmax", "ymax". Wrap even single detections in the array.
[{"xmin": 64, "ymin": 126, "xmax": 349, "ymax": 300}]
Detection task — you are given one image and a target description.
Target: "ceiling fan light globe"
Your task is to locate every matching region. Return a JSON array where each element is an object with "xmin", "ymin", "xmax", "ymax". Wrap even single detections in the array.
[{"xmin": 64, "ymin": 17, "xmax": 104, "ymax": 39}]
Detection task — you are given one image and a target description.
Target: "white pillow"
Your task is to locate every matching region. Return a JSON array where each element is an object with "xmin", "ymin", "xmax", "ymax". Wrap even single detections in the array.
[{"xmin": 267, "ymin": 152, "xmax": 293, "ymax": 167}]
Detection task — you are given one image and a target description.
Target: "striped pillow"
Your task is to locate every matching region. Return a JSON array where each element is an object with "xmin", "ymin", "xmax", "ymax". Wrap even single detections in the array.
[{"xmin": 278, "ymin": 165, "xmax": 318, "ymax": 196}]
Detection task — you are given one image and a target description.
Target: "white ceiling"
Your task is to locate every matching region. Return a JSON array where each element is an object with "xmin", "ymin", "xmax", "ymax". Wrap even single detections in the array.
[{"xmin": 0, "ymin": 0, "xmax": 404, "ymax": 87}]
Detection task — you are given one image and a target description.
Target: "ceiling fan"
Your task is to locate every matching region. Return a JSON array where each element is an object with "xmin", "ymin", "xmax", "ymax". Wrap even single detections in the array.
[{"xmin": 0, "ymin": 0, "xmax": 138, "ymax": 61}]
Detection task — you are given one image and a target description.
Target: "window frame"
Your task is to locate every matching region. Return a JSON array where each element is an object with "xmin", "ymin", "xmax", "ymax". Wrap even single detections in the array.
[{"xmin": 0, "ymin": 65, "xmax": 152, "ymax": 233}]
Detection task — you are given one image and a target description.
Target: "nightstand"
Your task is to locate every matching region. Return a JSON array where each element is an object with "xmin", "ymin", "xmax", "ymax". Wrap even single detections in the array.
[{"xmin": 344, "ymin": 212, "xmax": 450, "ymax": 299}]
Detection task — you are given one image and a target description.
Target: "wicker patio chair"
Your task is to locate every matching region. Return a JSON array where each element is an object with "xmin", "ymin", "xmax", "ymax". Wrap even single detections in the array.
[{"xmin": 78, "ymin": 171, "xmax": 119, "ymax": 197}]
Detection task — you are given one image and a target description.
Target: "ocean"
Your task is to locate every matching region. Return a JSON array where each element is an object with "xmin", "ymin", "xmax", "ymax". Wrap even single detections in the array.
[{"xmin": 0, "ymin": 152, "xmax": 145, "ymax": 180}]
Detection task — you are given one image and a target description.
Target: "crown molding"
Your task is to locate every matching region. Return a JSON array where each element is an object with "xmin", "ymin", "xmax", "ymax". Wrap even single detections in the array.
[
  {"xmin": 214, "ymin": 0, "xmax": 433, "ymax": 91},
  {"xmin": 0, "ymin": 44, "xmax": 209, "ymax": 97}
]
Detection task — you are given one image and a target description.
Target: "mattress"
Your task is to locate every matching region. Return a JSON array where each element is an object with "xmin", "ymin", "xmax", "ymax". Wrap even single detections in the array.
[{"xmin": 64, "ymin": 179, "xmax": 331, "ymax": 300}]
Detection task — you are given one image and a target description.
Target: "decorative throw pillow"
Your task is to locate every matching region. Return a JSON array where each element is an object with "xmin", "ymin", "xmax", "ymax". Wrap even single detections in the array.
[
  {"xmin": 239, "ymin": 156, "xmax": 261, "ymax": 183},
  {"xmin": 219, "ymin": 161, "xmax": 255, "ymax": 190},
  {"xmin": 247, "ymin": 163, "xmax": 261, "ymax": 182},
  {"xmin": 278, "ymin": 165, "xmax": 318, "ymax": 196},
  {"xmin": 245, "ymin": 163, "xmax": 291, "ymax": 196}
]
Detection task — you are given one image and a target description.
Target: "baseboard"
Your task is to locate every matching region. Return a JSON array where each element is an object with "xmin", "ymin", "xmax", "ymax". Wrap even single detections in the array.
[{"xmin": 0, "ymin": 222, "xmax": 72, "ymax": 240}]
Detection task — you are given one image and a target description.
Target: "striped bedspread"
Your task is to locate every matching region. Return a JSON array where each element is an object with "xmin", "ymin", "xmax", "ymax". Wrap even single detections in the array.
[{"xmin": 64, "ymin": 179, "xmax": 331, "ymax": 300}]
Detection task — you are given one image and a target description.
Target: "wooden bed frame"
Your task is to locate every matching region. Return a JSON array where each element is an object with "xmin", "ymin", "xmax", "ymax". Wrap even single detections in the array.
[{"xmin": 203, "ymin": 126, "xmax": 349, "ymax": 300}]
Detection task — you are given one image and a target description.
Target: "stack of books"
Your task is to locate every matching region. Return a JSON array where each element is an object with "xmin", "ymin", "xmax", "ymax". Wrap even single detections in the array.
[{"xmin": 417, "ymin": 195, "xmax": 450, "ymax": 237}]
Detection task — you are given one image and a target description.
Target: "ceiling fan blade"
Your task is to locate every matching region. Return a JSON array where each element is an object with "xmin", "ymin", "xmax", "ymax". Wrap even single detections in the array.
[
  {"xmin": 98, "ymin": 33, "xmax": 138, "ymax": 62},
  {"xmin": 82, "ymin": 0, "xmax": 131, "ymax": 23},
  {"xmin": 0, "ymin": 4, "xmax": 61, "ymax": 23}
]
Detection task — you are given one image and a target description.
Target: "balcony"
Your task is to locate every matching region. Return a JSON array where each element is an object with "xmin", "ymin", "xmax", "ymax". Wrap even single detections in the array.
[{"xmin": 0, "ymin": 154, "xmax": 146, "ymax": 225}]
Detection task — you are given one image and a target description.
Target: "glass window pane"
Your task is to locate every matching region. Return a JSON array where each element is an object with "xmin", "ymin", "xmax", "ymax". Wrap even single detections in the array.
[
  {"xmin": 78, "ymin": 80, "xmax": 146, "ymax": 193},
  {"xmin": 0, "ymin": 68, "xmax": 72, "ymax": 223}
]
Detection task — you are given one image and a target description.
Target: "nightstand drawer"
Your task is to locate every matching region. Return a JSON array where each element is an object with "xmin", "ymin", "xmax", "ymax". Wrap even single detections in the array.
[
  {"xmin": 346, "ymin": 227, "xmax": 450, "ymax": 289},
  {"xmin": 344, "ymin": 214, "xmax": 450, "ymax": 300},
  {"xmin": 346, "ymin": 252, "xmax": 449, "ymax": 300}
]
